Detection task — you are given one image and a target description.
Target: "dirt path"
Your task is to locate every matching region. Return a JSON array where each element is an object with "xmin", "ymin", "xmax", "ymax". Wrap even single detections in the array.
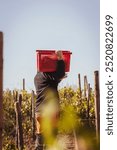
[
  {"xmin": 57, "ymin": 134, "xmax": 76, "ymax": 150},
  {"xmin": 25, "ymin": 133, "xmax": 98, "ymax": 150},
  {"xmin": 27, "ymin": 134, "xmax": 76, "ymax": 150}
]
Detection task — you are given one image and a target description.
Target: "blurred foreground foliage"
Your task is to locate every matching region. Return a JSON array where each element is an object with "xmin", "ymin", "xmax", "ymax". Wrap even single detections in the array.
[{"xmin": 3, "ymin": 87, "xmax": 98, "ymax": 150}]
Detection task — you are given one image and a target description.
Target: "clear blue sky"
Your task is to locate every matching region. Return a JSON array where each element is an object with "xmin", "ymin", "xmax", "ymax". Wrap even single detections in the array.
[{"xmin": 0, "ymin": 0, "xmax": 99, "ymax": 91}]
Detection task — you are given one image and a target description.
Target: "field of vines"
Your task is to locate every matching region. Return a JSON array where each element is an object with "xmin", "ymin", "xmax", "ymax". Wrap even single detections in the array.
[{"xmin": 2, "ymin": 85, "xmax": 99, "ymax": 150}]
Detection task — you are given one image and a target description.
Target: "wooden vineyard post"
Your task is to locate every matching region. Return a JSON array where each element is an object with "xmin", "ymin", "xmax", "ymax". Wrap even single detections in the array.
[
  {"xmin": 23, "ymin": 78, "xmax": 25, "ymax": 90},
  {"xmin": 14, "ymin": 91, "xmax": 19, "ymax": 149},
  {"xmin": 84, "ymin": 75, "xmax": 88, "ymax": 98},
  {"xmin": 19, "ymin": 94, "xmax": 22, "ymax": 107},
  {"xmin": 0, "ymin": 32, "xmax": 3, "ymax": 150},
  {"xmin": 94, "ymin": 71, "xmax": 100, "ymax": 139},
  {"xmin": 87, "ymin": 84, "xmax": 90, "ymax": 126},
  {"xmin": 31, "ymin": 90, "xmax": 35, "ymax": 141},
  {"xmin": 15, "ymin": 95, "xmax": 24, "ymax": 150},
  {"xmin": 78, "ymin": 74, "xmax": 82, "ymax": 98}
]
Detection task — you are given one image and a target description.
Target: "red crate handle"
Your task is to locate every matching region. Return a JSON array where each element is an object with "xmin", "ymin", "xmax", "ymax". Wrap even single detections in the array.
[{"xmin": 36, "ymin": 50, "xmax": 72, "ymax": 54}]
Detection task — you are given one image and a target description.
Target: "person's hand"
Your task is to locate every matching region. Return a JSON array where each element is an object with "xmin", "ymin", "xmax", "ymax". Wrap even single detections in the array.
[{"xmin": 56, "ymin": 50, "xmax": 63, "ymax": 60}]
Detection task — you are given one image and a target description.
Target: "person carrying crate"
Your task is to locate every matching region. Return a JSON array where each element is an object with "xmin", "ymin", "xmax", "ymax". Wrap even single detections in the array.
[{"xmin": 34, "ymin": 51, "xmax": 66, "ymax": 150}]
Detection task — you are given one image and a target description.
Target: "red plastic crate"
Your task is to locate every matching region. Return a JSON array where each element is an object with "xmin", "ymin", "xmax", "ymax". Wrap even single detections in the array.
[{"xmin": 36, "ymin": 50, "xmax": 72, "ymax": 72}]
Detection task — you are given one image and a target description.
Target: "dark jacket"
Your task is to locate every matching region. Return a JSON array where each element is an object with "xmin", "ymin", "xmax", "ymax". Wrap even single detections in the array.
[{"xmin": 34, "ymin": 60, "xmax": 65, "ymax": 112}]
